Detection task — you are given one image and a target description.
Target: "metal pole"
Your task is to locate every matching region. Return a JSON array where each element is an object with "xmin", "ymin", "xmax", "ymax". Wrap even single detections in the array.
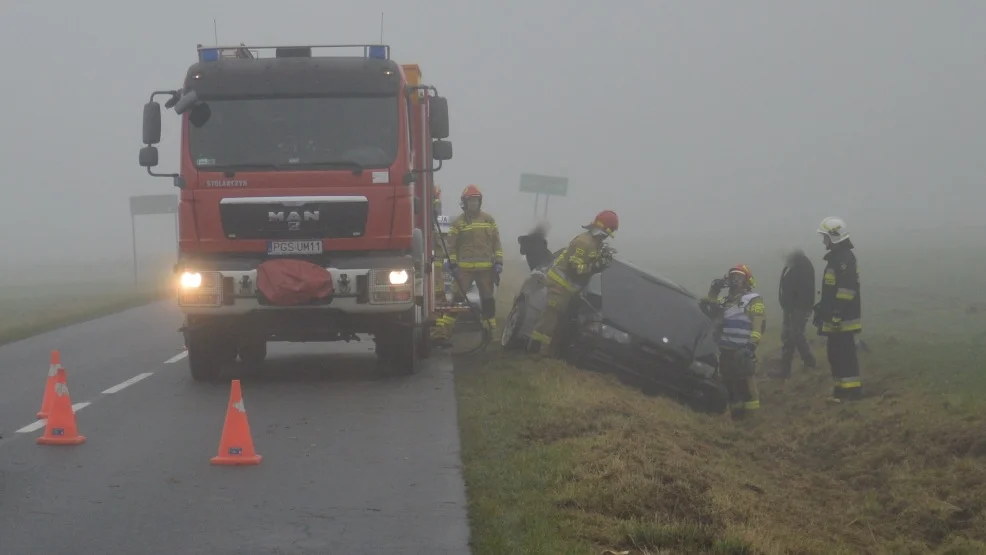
[
  {"xmin": 544, "ymin": 195, "xmax": 550, "ymax": 219},
  {"xmin": 533, "ymin": 193, "xmax": 539, "ymax": 219},
  {"xmin": 131, "ymin": 215, "xmax": 138, "ymax": 286}
]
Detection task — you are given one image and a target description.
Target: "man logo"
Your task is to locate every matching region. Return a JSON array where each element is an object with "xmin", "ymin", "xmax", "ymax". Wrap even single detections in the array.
[{"xmin": 268, "ymin": 210, "xmax": 319, "ymax": 231}]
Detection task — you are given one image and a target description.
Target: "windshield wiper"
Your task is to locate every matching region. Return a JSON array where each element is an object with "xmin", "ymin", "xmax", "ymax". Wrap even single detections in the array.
[
  {"xmin": 287, "ymin": 161, "xmax": 365, "ymax": 175},
  {"xmin": 198, "ymin": 162, "xmax": 365, "ymax": 175}
]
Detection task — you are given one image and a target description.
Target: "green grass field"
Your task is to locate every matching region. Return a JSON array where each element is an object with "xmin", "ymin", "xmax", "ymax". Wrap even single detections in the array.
[
  {"xmin": 453, "ymin": 248, "xmax": 986, "ymax": 555},
  {"xmin": 0, "ymin": 280, "xmax": 171, "ymax": 346}
]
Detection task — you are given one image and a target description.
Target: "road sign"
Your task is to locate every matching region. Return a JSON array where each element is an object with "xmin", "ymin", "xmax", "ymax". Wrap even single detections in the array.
[
  {"xmin": 129, "ymin": 194, "xmax": 179, "ymax": 284},
  {"xmin": 130, "ymin": 194, "xmax": 177, "ymax": 216},
  {"xmin": 519, "ymin": 173, "xmax": 568, "ymax": 197}
]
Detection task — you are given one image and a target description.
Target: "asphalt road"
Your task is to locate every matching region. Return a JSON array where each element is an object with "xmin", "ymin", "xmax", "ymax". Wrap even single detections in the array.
[{"xmin": 0, "ymin": 301, "xmax": 471, "ymax": 555}]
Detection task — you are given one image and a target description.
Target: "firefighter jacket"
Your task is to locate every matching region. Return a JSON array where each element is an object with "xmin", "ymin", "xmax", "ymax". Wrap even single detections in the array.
[
  {"xmin": 448, "ymin": 211, "xmax": 503, "ymax": 270},
  {"xmin": 779, "ymin": 250, "xmax": 815, "ymax": 311},
  {"xmin": 707, "ymin": 290, "xmax": 766, "ymax": 351},
  {"xmin": 817, "ymin": 242, "xmax": 861, "ymax": 335},
  {"xmin": 546, "ymin": 231, "xmax": 604, "ymax": 293}
]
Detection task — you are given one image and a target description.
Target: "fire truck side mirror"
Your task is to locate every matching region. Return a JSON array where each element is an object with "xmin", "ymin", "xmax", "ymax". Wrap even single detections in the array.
[
  {"xmin": 142, "ymin": 101, "xmax": 162, "ymax": 145},
  {"xmin": 432, "ymin": 140, "xmax": 453, "ymax": 161},
  {"xmin": 139, "ymin": 146, "xmax": 159, "ymax": 168},
  {"xmin": 428, "ymin": 96, "xmax": 449, "ymax": 139}
]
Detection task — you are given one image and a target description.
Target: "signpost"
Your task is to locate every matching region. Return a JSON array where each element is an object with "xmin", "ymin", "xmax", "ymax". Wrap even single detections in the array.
[
  {"xmin": 519, "ymin": 173, "xmax": 568, "ymax": 219},
  {"xmin": 129, "ymin": 194, "xmax": 178, "ymax": 285}
]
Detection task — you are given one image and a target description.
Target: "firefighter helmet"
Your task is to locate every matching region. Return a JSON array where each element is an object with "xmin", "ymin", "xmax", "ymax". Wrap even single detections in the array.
[
  {"xmin": 728, "ymin": 264, "xmax": 756, "ymax": 289},
  {"xmin": 817, "ymin": 216, "xmax": 850, "ymax": 244},
  {"xmin": 584, "ymin": 210, "xmax": 619, "ymax": 237},
  {"xmin": 460, "ymin": 184, "xmax": 482, "ymax": 210}
]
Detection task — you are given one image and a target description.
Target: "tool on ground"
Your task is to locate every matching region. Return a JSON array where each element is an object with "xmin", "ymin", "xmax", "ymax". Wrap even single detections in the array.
[{"xmin": 431, "ymin": 211, "xmax": 492, "ymax": 356}]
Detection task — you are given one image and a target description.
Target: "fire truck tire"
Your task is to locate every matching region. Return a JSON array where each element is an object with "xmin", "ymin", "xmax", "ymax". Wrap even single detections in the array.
[
  {"xmin": 375, "ymin": 325, "xmax": 420, "ymax": 376},
  {"xmin": 394, "ymin": 326, "xmax": 421, "ymax": 375},
  {"xmin": 238, "ymin": 341, "xmax": 268, "ymax": 365},
  {"xmin": 187, "ymin": 345, "xmax": 226, "ymax": 382}
]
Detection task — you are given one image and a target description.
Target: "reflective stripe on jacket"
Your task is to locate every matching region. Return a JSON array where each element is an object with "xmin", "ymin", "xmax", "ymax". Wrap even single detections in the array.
[
  {"xmin": 717, "ymin": 292, "xmax": 765, "ymax": 349},
  {"xmin": 818, "ymin": 244, "xmax": 861, "ymax": 334},
  {"xmin": 546, "ymin": 231, "xmax": 601, "ymax": 292},
  {"xmin": 448, "ymin": 211, "xmax": 503, "ymax": 269}
]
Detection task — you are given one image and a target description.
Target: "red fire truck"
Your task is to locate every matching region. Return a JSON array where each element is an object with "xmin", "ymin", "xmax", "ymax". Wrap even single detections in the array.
[{"xmin": 138, "ymin": 43, "xmax": 453, "ymax": 381}]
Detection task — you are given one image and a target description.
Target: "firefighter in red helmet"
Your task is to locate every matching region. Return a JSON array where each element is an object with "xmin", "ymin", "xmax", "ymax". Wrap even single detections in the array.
[
  {"xmin": 529, "ymin": 210, "xmax": 619, "ymax": 356},
  {"xmin": 703, "ymin": 264, "xmax": 765, "ymax": 419},
  {"xmin": 436, "ymin": 184, "xmax": 504, "ymax": 336}
]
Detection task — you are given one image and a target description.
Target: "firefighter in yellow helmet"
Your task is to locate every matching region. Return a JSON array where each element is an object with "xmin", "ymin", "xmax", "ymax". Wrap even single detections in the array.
[
  {"xmin": 529, "ymin": 210, "xmax": 619, "ymax": 356},
  {"xmin": 703, "ymin": 264, "xmax": 765, "ymax": 419},
  {"xmin": 437, "ymin": 184, "xmax": 503, "ymax": 336}
]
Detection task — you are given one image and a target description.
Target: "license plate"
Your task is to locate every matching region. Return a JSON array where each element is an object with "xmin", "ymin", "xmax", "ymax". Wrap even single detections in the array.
[{"xmin": 267, "ymin": 240, "xmax": 323, "ymax": 255}]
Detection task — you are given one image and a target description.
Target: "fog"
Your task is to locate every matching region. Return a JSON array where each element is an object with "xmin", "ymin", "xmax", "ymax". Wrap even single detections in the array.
[{"xmin": 1, "ymin": 0, "xmax": 983, "ymax": 274}]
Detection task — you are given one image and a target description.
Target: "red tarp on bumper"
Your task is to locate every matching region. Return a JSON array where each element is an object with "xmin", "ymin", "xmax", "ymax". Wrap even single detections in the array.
[{"xmin": 256, "ymin": 259, "xmax": 334, "ymax": 306}]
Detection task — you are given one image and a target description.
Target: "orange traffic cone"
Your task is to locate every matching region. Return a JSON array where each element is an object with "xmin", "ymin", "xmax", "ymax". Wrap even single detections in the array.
[
  {"xmin": 37, "ymin": 367, "xmax": 86, "ymax": 446},
  {"xmin": 37, "ymin": 350, "xmax": 62, "ymax": 419},
  {"xmin": 211, "ymin": 379, "xmax": 262, "ymax": 465}
]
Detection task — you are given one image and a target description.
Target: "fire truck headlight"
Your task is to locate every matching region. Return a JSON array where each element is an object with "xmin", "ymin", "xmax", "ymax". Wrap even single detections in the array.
[
  {"xmin": 180, "ymin": 271, "xmax": 203, "ymax": 289},
  {"xmin": 388, "ymin": 270, "xmax": 409, "ymax": 285}
]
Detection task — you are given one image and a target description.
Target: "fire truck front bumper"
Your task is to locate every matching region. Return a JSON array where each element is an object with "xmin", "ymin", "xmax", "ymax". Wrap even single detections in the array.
[{"xmin": 174, "ymin": 258, "xmax": 421, "ymax": 317}]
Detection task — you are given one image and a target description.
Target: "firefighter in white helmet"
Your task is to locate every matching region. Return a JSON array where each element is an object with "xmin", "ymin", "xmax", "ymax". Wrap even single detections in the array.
[{"xmin": 813, "ymin": 216, "xmax": 862, "ymax": 402}]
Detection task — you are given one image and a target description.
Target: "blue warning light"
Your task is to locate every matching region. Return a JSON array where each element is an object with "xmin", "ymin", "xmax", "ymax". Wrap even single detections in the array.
[
  {"xmin": 200, "ymin": 48, "xmax": 220, "ymax": 62},
  {"xmin": 367, "ymin": 45, "xmax": 388, "ymax": 60}
]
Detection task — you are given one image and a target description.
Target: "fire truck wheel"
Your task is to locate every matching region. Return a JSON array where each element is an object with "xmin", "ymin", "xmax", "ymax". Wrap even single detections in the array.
[
  {"xmin": 187, "ymin": 345, "xmax": 227, "ymax": 382},
  {"xmin": 375, "ymin": 325, "xmax": 420, "ymax": 376},
  {"xmin": 238, "ymin": 341, "xmax": 268, "ymax": 365}
]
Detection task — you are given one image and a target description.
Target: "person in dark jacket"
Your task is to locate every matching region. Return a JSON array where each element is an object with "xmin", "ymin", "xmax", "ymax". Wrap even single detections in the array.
[
  {"xmin": 770, "ymin": 248, "xmax": 817, "ymax": 378},
  {"xmin": 813, "ymin": 216, "xmax": 862, "ymax": 402}
]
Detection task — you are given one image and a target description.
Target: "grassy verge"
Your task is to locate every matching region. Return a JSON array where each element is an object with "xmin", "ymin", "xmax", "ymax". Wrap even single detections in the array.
[
  {"xmin": 0, "ymin": 282, "xmax": 171, "ymax": 346},
  {"xmin": 454, "ymin": 268, "xmax": 986, "ymax": 554}
]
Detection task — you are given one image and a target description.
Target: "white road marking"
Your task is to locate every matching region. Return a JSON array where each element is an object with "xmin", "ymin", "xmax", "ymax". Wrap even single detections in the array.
[
  {"xmin": 5, "ymin": 351, "xmax": 183, "ymax": 441},
  {"xmin": 101, "ymin": 372, "xmax": 154, "ymax": 394},
  {"xmin": 164, "ymin": 351, "xmax": 188, "ymax": 364},
  {"xmin": 15, "ymin": 402, "xmax": 91, "ymax": 434}
]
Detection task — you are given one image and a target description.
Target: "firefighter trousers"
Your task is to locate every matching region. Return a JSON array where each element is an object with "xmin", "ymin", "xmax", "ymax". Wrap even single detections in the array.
[
  {"xmin": 779, "ymin": 308, "xmax": 816, "ymax": 374},
  {"xmin": 530, "ymin": 284, "xmax": 574, "ymax": 356},
  {"xmin": 439, "ymin": 269, "xmax": 497, "ymax": 334},
  {"xmin": 720, "ymin": 349, "xmax": 760, "ymax": 414},
  {"xmin": 826, "ymin": 332, "xmax": 861, "ymax": 400}
]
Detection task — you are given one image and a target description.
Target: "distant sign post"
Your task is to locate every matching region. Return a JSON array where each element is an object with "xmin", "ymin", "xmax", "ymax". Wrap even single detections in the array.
[
  {"xmin": 129, "ymin": 194, "xmax": 178, "ymax": 285},
  {"xmin": 519, "ymin": 173, "xmax": 568, "ymax": 219}
]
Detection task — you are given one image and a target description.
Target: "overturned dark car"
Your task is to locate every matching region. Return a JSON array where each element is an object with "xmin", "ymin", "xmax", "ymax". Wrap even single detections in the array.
[{"xmin": 501, "ymin": 235, "xmax": 728, "ymax": 413}]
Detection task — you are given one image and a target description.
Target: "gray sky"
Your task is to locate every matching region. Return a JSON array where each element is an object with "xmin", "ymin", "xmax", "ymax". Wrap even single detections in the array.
[{"xmin": 0, "ymin": 0, "xmax": 983, "ymax": 267}]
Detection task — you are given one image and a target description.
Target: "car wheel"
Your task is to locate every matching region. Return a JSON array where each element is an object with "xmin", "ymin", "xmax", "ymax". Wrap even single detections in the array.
[
  {"xmin": 692, "ymin": 380, "xmax": 729, "ymax": 414},
  {"xmin": 500, "ymin": 299, "xmax": 527, "ymax": 350}
]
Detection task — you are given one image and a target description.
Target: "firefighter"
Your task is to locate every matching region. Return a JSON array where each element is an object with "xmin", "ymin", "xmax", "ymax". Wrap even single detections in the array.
[
  {"xmin": 529, "ymin": 210, "xmax": 619, "ymax": 356},
  {"xmin": 705, "ymin": 264, "xmax": 765, "ymax": 418},
  {"xmin": 439, "ymin": 184, "xmax": 503, "ymax": 335},
  {"xmin": 770, "ymin": 248, "xmax": 818, "ymax": 378},
  {"xmin": 813, "ymin": 216, "xmax": 862, "ymax": 402}
]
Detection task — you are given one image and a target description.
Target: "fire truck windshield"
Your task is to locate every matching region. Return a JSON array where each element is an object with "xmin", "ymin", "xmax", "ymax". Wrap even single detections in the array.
[{"xmin": 188, "ymin": 95, "xmax": 399, "ymax": 170}]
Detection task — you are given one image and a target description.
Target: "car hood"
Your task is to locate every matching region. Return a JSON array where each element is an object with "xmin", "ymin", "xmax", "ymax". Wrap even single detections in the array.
[{"xmin": 597, "ymin": 260, "xmax": 717, "ymax": 362}]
